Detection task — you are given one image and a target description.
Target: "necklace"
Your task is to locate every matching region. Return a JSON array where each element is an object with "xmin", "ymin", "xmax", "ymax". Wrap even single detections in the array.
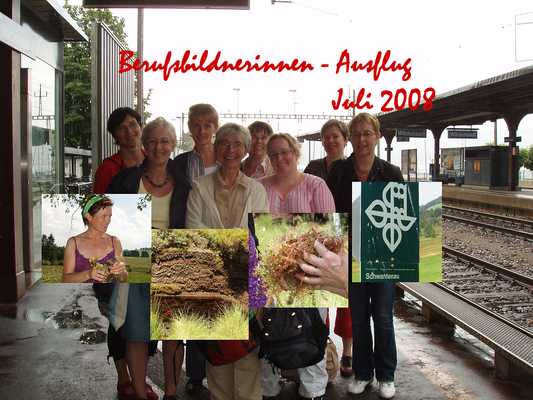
[
  {"xmin": 144, "ymin": 166, "xmax": 170, "ymax": 188},
  {"xmin": 358, "ymin": 169, "xmax": 369, "ymax": 174}
]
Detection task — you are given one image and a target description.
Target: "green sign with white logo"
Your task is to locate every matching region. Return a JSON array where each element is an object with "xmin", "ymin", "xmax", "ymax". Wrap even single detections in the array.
[{"xmin": 353, "ymin": 182, "xmax": 419, "ymax": 282}]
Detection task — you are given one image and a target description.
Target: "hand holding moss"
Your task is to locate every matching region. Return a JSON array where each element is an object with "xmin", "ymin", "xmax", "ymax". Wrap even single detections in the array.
[{"xmin": 297, "ymin": 240, "xmax": 349, "ymax": 298}]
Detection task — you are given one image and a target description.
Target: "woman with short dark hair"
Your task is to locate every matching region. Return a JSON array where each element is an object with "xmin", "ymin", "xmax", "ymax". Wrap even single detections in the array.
[
  {"xmin": 107, "ymin": 117, "xmax": 190, "ymax": 400},
  {"xmin": 94, "ymin": 107, "xmax": 146, "ymax": 194},
  {"xmin": 304, "ymin": 119, "xmax": 349, "ymax": 180}
]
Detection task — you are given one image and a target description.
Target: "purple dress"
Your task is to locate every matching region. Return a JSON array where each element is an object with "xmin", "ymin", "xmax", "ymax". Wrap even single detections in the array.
[{"xmin": 74, "ymin": 236, "xmax": 117, "ymax": 283}]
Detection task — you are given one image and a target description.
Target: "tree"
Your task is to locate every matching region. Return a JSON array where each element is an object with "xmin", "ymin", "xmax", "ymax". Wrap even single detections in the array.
[
  {"xmin": 42, "ymin": 233, "xmax": 65, "ymax": 264},
  {"xmin": 63, "ymin": 1, "xmax": 152, "ymax": 149},
  {"xmin": 42, "ymin": 233, "xmax": 57, "ymax": 263},
  {"xmin": 131, "ymin": 250, "xmax": 140, "ymax": 257},
  {"xmin": 424, "ymin": 225, "xmax": 436, "ymax": 238},
  {"xmin": 519, "ymin": 146, "xmax": 533, "ymax": 170},
  {"xmin": 135, "ymin": 83, "xmax": 153, "ymax": 125},
  {"xmin": 141, "ymin": 250, "xmax": 150, "ymax": 258}
]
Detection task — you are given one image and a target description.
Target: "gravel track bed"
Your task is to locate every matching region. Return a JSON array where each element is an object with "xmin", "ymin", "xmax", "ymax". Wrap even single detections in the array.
[
  {"xmin": 443, "ymin": 220, "xmax": 533, "ymax": 277},
  {"xmin": 443, "ymin": 215, "xmax": 533, "ymax": 329}
]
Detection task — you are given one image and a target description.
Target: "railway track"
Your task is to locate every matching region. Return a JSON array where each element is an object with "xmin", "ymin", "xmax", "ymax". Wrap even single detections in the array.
[
  {"xmin": 443, "ymin": 205, "xmax": 533, "ymax": 229},
  {"xmin": 441, "ymin": 246, "xmax": 533, "ymax": 330},
  {"xmin": 442, "ymin": 206, "xmax": 533, "ymax": 240},
  {"xmin": 442, "ymin": 245, "xmax": 533, "ymax": 288}
]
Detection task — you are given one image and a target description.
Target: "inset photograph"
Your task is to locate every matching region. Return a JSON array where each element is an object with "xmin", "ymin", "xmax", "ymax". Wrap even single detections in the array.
[
  {"xmin": 352, "ymin": 182, "xmax": 442, "ymax": 282},
  {"xmin": 253, "ymin": 213, "xmax": 349, "ymax": 308},
  {"xmin": 41, "ymin": 194, "xmax": 151, "ymax": 283},
  {"xmin": 150, "ymin": 229, "xmax": 249, "ymax": 340}
]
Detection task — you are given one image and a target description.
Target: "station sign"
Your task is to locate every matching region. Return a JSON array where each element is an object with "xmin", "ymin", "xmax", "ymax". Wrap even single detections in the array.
[
  {"xmin": 0, "ymin": 13, "xmax": 36, "ymax": 59},
  {"xmin": 352, "ymin": 182, "xmax": 420, "ymax": 282},
  {"xmin": 447, "ymin": 129, "xmax": 478, "ymax": 139},
  {"xmin": 396, "ymin": 129, "xmax": 426, "ymax": 138},
  {"xmin": 396, "ymin": 136, "xmax": 410, "ymax": 142},
  {"xmin": 504, "ymin": 136, "xmax": 522, "ymax": 143}
]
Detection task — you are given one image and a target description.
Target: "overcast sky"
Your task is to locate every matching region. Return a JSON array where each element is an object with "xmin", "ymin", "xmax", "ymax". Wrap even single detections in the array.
[
  {"xmin": 42, "ymin": 194, "xmax": 151, "ymax": 250},
  {"xmin": 72, "ymin": 0, "xmax": 533, "ymax": 175}
]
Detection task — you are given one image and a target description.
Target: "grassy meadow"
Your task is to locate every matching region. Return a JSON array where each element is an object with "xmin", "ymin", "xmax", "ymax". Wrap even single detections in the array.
[
  {"xmin": 352, "ymin": 224, "xmax": 442, "ymax": 283},
  {"xmin": 150, "ymin": 299, "xmax": 249, "ymax": 340},
  {"xmin": 41, "ymin": 254, "xmax": 151, "ymax": 283}
]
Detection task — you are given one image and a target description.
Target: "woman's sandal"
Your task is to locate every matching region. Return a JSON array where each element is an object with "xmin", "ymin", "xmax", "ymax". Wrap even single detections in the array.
[
  {"xmin": 117, "ymin": 381, "xmax": 136, "ymax": 400},
  {"xmin": 146, "ymin": 382, "xmax": 159, "ymax": 400}
]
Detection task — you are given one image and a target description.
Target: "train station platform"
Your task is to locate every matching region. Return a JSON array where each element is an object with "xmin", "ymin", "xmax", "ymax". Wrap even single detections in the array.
[
  {"xmin": 442, "ymin": 184, "xmax": 533, "ymax": 216},
  {"xmin": 1, "ymin": 281, "xmax": 533, "ymax": 400}
]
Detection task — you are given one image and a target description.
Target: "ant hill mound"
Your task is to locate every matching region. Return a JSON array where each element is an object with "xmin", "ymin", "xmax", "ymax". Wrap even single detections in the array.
[{"xmin": 151, "ymin": 229, "xmax": 249, "ymax": 314}]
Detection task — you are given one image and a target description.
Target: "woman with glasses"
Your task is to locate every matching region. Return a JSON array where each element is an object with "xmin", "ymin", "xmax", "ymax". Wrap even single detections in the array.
[
  {"xmin": 326, "ymin": 112, "xmax": 403, "ymax": 400},
  {"xmin": 302, "ymin": 119, "xmax": 354, "ymax": 379},
  {"xmin": 185, "ymin": 122, "xmax": 268, "ymax": 400},
  {"xmin": 185, "ymin": 122, "xmax": 269, "ymax": 229},
  {"xmin": 241, "ymin": 121, "xmax": 274, "ymax": 179},
  {"xmin": 326, "ymin": 112, "xmax": 403, "ymax": 211},
  {"xmin": 256, "ymin": 133, "xmax": 334, "ymax": 400},
  {"xmin": 257, "ymin": 133, "xmax": 334, "ymax": 213},
  {"xmin": 107, "ymin": 117, "xmax": 191, "ymax": 400},
  {"xmin": 94, "ymin": 107, "xmax": 147, "ymax": 194},
  {"xmin": 108, "ymin": 117, "xmax": 191, "ymax": 229}
]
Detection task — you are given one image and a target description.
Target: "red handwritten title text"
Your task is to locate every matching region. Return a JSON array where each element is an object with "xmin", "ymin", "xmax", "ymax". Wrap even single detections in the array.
[{"xmin": 118, "ymin": 49, "xmax": 435, "ymax": 112}]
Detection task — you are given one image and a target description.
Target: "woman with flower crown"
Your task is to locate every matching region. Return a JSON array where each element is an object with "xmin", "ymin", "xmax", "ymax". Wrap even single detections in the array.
[{"xmin": 62, "ymin": 195, "xmax": 128, "ymax": 283}]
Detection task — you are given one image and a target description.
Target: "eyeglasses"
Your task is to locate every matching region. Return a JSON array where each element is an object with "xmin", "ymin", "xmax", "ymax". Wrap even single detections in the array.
[
  {"xmin": 145, "ymin": 138, "xmax": 172, "ymax": 147},
  {"xmin": 269, "ymin": 150, "xmax": 293, "ymax": 159},
  {"xmin": 350, "ymin": 131, "xmax": 376, "ymax": 139},
  {"xmin": 218, "ymin": 141, "xmax": 244, "ymax": 150},
  {"xmin": 251, "ymin": 134, "xmax": 269, "ymax": 142},
  {"xmin": 116, "ymin": 121, "xmax": 139, "ymax": 133}
]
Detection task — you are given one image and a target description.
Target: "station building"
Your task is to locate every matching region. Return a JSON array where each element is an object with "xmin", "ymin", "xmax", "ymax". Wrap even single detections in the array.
[{"xmin": 0, "ymin": 0, "xmax": 86, "ymax": 302}]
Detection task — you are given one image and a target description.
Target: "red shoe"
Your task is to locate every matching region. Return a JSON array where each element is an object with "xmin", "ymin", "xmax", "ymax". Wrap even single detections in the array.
[
  {"xmin": 117, "ymin": 381, "xmax": 136, "ymax": 400},
  {"xmin": 146, "ymin": 382, "xmax": 159, "ymax": 400},
  {"xmin": 340, "ymin": 356, "xmax": 354, "ymax": 377}
]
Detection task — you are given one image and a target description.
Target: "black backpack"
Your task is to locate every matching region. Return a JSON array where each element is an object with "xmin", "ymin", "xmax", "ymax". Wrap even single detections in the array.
[{"xmin": 261, "ymin": 308, "xmax": 329, "ymax": 370}]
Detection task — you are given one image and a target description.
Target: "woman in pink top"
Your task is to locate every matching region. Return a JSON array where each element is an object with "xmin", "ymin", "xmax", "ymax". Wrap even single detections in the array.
[{"xmin": 258, "ymin": 133, "xmax": 335, "ymax": 213}]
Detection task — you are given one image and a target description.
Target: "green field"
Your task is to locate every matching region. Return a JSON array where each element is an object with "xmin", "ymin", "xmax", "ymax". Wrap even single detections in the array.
[
  {"xmin": 419, "ymin": 224, "xmax": 442, "ymax": 282},
  {"xmin": 41, "ymin": 254, "xmax": 151, "ymax": 283},
  {"xmin": 352, "ymin": 224, "xmax": 442, "ymax": 283},
  {"xmin": 426, "ymin": 203, "xmax": 443, "ymax": 211}
]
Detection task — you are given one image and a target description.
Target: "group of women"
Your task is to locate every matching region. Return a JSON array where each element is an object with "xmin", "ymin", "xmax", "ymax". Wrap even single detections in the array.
[{"xmin": 63, "ymin": 103, "xmax": 402, "ymax": 400}]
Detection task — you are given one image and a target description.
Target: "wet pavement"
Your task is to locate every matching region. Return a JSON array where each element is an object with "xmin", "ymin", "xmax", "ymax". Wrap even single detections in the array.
[{"xmin": 1, "ymin": 281, "xmax": 533, "ymax": 400}]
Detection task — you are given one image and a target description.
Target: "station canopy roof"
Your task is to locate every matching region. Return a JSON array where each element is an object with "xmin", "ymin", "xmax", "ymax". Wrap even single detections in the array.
[
  {"xmin": 22, "ymin": 0, "xmax": 88, "ymax": 42},
  {"xmin": 377, "ymin": 64, "xmax": 533, "ymax": 135},
  {"xmin": 298, "ymin": 64, "xmax": 533, "ymax": 142}
]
